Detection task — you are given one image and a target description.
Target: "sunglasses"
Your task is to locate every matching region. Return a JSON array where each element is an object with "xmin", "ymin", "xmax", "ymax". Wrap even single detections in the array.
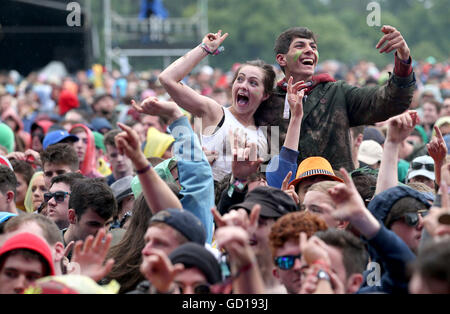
[
  {"xmin": 411, "ymin": 162, "xmax": 434, "ymax": 172},
  {"xmin": 274, "ymin": 254, "xmax": 302, "ymax": 270},
  {"xmin": 44, "ymin": 191, "xmax": 70, "ymax": 203},
  {"xmin": 175, "ymin": 283, "xmax": 212, "ymax": 294},
  {"xmin": 395, "ymin": 210, "xmax": 429, "ymax": 227}
]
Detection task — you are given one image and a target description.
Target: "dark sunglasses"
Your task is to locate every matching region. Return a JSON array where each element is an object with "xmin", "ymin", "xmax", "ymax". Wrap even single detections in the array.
[
  {"xmin": 411, "ymin": 162, "xmax": 434, "ymax": 172},
  {"xmin": 274, "ymin": 254, "xmax": 302, "ymax": 270},
  {"xmin": 44, "ymin": 191, "xmax": 70, "ymax": 203},
  {"xmin": 177, "ymin": 284, "xmax": 211, "ymax": 294},
  {"xmin": 396, "ymin": 210, "xmax": 429, "ymax": 227}
]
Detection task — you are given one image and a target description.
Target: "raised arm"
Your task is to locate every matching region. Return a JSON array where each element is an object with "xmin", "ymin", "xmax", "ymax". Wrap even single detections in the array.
[
  {"xmin": 345, "ymin": 25, "xmax": 414, "ymax": 126},
  {"xmin": 134, "ymin": 97, "xmax": 215, "ymax": 243},
  {"xmin": 114, "ymin": 122, "xmax": 182, "ymax": 214},
  {"xmin": 375, "ymin": 110, "xmax": 419, "ymax": 195},
  {"xmin": 427, "ymin": 125, "xmax": 448, "ymax": 189},
  {"xmin": 158, "ymin": 30, "xmax": 227, "ymax": 129},
  {"xmin": 266, "ymin": 77, "xmax": 308, "ymax": 188}
]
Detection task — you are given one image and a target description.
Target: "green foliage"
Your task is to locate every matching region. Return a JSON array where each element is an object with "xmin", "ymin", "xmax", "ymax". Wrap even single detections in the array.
[{"xmin": 93, "ymin": 0, "xmax": 449, "ymax": 70}]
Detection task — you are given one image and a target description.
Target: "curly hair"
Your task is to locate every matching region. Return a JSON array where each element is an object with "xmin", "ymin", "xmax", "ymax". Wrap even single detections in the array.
[{"xmin": 269, "ymin": 211, "xmax": 328, "ymax": 258}]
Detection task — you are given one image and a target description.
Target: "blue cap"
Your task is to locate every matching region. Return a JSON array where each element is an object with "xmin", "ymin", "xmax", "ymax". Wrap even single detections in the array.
[
  {"xmin": 90, "ymin": 117, "xmax": 112, "ymax": 133},
  {"xmin": 0, "ymin": 212, "xmax": 18, "ymax": 224},
  {"xmin": 43, "ymin": 130, "xmax": 79, "ymax": 150},
  {"xmin": 150, "ymin": 209, "xmax": 206, "ymax": 245}
]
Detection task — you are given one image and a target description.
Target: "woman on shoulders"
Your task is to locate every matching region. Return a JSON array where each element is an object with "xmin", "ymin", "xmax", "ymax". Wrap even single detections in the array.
[{"xmin": 158, "ymin": 30, "xmax": 276, "ymax": 181}]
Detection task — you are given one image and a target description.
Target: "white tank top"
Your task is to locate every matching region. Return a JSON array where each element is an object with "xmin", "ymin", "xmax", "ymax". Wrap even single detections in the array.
[{"xmin": 201, "ymin": 107, "xmax": 269, "ymax": 182}]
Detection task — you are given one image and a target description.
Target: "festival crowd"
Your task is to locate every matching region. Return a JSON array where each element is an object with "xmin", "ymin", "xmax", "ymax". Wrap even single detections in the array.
[{"xmin": 0, "ymin": 25, "xmax": 449, "ymax": 295}]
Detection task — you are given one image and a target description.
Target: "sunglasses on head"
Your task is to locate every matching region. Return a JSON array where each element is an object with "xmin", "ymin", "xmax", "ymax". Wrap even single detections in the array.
[
  {"xmin": 274, "ymin": 254, "xmax": 302, "ymax": 270},
  {"xmin": 44, "ymin": 191, "xmax": 70, "ymax": 203},
  {"xmin": 395, "ymin": 210, "xmax": 429, "ymax": 227},
  {"xmin": 411, "ymin": 162, "xmax": 434, "ymax": 172}
]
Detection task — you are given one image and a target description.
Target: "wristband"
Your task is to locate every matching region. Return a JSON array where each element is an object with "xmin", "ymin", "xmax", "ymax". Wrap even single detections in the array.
[
  {"xmin": 200, "ymin": 43, "xmax": 224, "ymax": 56},
  {"xmin": 227, "ymin": 177, "xmax": 248, "ymax": 197},
  {"xmin": 136, "ymin": 163, "xmax": 152, "ymax": 175},
  {"xmin": 311, "ymin": 259, "xmax": 331, "ymax": 272}
]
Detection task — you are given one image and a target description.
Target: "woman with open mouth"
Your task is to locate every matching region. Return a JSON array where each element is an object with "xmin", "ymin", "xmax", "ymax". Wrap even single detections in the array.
[{"xmin": 158, "ymin": 30, "xmax": 279, "ymax": 182}]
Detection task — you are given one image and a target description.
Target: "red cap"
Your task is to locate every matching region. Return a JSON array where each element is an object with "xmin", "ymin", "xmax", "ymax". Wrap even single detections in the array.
[{"xmin": 0, "ymin": 232, "xmax": 55, "ymax": 276}]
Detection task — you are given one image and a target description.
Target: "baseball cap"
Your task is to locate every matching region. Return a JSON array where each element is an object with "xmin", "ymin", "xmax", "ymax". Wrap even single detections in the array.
[
  {"xmin": 111, "ymin": 176, "xmax": 134, "ymax": 204},
  {"xmin": 363, "ymin": 127, "xmax": 385, "ymax": 145},
  {"xmin": 150, "ymin": 208, "xmax": 206, "ymax": 245},
  {"xmin": 407, "ymin": 155, "xmax": 435, "ymax": 181},
  {"xmin": 0, "ymin": 211, "xmax": 17, "ymax": 224},
  {"xmin": 358, "ymin": 140, "xmax": 383, "ymax": 166},
  {"xmin": 289, "ymin": 156, "xmax": 343, "ymax": 189},
  {"xmin": 229, "ymin": 186, "xmax": 297, "ymax": 219},
  {"xmin": 0, "ymin": 232, "xmax": 55, "ymax": 276},
  {"xmin": 90, "ymin": 117, "xmax": 112, "ymax": 133},
  {"xmin": 43, "ymin": 130, "xmax": 79, "ymax": 150}
]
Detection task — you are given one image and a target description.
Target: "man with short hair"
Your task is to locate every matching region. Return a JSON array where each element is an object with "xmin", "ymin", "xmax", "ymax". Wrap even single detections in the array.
[
  {"xmin": 313, "ymin": 229, "xmax": 368, "ymax": 294},
  {"xmin": 273, "ymin": 25, "xmax": 415, "ymax": 171},
  {"xmin": 40, "ymin": 143, "xmax": 80, "ymax": 188},
  {"xmin": 104, "ymin": 129, "xmax": 134, "ymax": 185},
  {"xmin": 0, "ymin": 232, "xmax": 55, "ymax": 294},
  {"xmin": 0, "ymin": 165, "xmax": 18, "ymax": 214},
  {"xmin": 47, "ymin": 173, "xmax": 84, "ymax": 230},
  {"xmin": 63, "ymin": 178, "xmax": 116, "ymax": 251},
  {"xmin": 2, "ymin": 213, "xmax": 66, "ymax": 276}
]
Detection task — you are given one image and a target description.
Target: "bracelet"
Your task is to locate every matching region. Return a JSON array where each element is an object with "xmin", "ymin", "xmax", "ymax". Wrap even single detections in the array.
[
  {"xmin": 200, "ymin": 43, "xmax": 224, "ymax": 56},
  {"xmin": 311, "ymin": 259, "xmax": 331, "ymax": 272},
  {"xmin": 136, "ymin": 163, "xmax": 152, "ymax": 175}
]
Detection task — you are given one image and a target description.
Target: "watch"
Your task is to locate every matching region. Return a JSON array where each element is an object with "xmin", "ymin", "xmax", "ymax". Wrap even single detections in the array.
[{"xmin": 317, "ymin": 269, "xmax": 331, "ymax": 282}]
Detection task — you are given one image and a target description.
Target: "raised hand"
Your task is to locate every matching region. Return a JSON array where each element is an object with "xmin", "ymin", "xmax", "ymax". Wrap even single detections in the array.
[
  {"xmin": 215, "ymin": 226, "xmax": 256, "ymax": 270},
  {"xmin": 140, "ymin": 248, "xmax": 184, "ymax": 293},
  {"xmin": 115, "ymin": 122, "xmax": 147, "ymax": 168},
  {"xmin": 327, "ymin": 168, "xmax": 380, "ymax": 239},
  {"xmin": 287, "ymin": 76, "xmax": 308, "ymax": 120},
  {"xmin": 132, "ymin": 98, "xmax": 183, "ymax": 125},
  {"xmin": 281, "ymin": 171, "xmax": 300, "ymax": 204},
  {"xmin": 427, "ymin": 125, "xmax": 447, "ymax": 165},
  {"xmin": 229, "ymin": 128, "xmax": 263, "ymax": 181},
  {"xmin": 299, "ymin": 232, "xmax": 331, "ymax": 266},
  {"xmin": 69, "ymin": 228, "xmax": 115, "ymax": 282},
  {"xmin": 386, "ymin": 110, "xmax": 419, "ymax": 144},
  {"xmin": 376, "ymin": 25, "xmax": 410, "ymax": 60},
  {"xmin": 201, "ymin": 30, "xmax": 229, "ymax": 54},
  {"xmin": 212, "ymin": 204, "xmax": 260, "ymax": 235}
]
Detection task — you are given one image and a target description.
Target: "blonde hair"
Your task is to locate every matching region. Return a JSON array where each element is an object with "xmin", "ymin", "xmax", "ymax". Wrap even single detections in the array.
[{"xmin": 307, "ymin": 180, "xmax": 340, "ymax": 194}]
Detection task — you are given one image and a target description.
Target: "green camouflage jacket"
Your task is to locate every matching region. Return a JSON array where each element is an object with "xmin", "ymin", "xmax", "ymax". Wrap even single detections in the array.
[{"xmin": 269, "ymin": 70, "xmax": 415, "ymax": 172}]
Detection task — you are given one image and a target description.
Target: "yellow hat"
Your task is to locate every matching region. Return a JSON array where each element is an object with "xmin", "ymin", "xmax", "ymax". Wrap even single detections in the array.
[
  {"xmin": 143, "ymin": 127, "xmax": 175, "ymax": 158},
  {"xmin": 289, "ymin": 156, "xmax": 343, "ymax": 189}
]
